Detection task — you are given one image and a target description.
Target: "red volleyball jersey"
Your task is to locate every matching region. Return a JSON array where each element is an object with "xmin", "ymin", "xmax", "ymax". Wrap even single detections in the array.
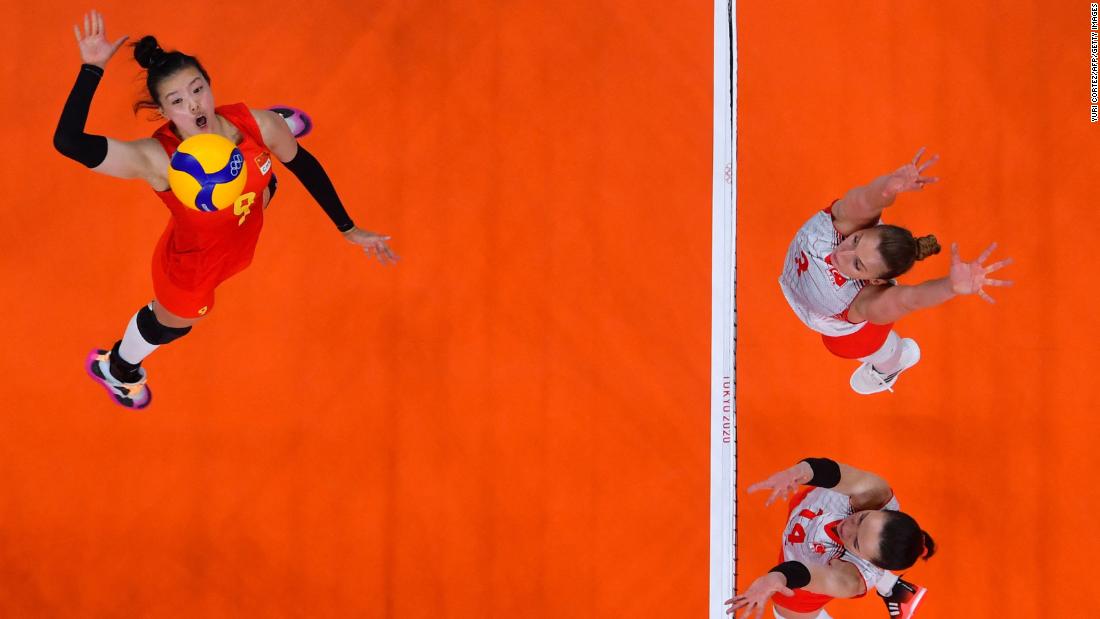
[{"xmin": 150, "ymin": 103, "xmax": 273, "ymax": 295}]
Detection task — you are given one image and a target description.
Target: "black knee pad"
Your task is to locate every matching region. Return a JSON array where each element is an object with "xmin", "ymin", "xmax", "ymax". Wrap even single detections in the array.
[{"xmin": 137, "ymin": 305, "xmax": 193, "ymax": 345}]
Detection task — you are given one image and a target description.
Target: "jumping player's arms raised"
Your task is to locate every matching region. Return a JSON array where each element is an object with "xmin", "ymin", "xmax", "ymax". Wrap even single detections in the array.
[
  {"xmin": 727, "ymin": 458, "xmax": 897, "ymax": 617},
  {"xmin": 54, "ymin": 10, "xmax": 164, "ymax": 184},
  {"xmin": 847, "ymin": 241, "xmax": 1014, "ymax": 325},
  {"xmin": 831, "ymin": 147, "xmax": 940, "ymax": 237}
]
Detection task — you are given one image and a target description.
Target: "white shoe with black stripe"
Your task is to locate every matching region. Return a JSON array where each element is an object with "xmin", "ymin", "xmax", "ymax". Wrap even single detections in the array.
[{"xmin": 849, "ymin": 338, "xmax": 921, "ymax": 395}]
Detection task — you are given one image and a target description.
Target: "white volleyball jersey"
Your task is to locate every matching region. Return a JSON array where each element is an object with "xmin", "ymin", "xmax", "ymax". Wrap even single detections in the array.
[
  {"xmin": 779, "ymin": 207, "xmax": 870, "ymax": 336},
  {"xmin": 780, "ymin": 487, "xmax": 900, "ymax": 594}
]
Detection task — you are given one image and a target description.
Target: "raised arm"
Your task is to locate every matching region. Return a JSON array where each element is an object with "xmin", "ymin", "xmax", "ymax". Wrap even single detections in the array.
[
  {"xmin": 831, "ymin": 148, "xmax": 940, "ymax": 236},
  {"xmin": 54, "ymin": 10, "xmax": 162, "ymax": 183},
  {"xmin": 254, "ymin": 108, "xmax": 398, "ymax": 264},
  {"xmin": 848, "ymin": 242, "xmax": 1014, "ymax": 324},
  {"xmin": 726, "ymin": 561, "xmax": 865, "ymax": 618},
  {"xmin": 747, "ymin": 457, "xmax": 892, "ymax": 511}
]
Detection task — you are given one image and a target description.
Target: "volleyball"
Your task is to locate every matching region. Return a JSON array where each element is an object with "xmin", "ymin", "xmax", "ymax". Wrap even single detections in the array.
[{"xmin": 167, "ymin": 134, "xmax": 248, "ymax": 212}]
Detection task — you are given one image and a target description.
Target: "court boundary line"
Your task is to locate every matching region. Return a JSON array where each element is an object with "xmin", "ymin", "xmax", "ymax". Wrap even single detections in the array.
[{"xmin": 709, "ymin": 0, "xmax": 737, "ymax": 617}]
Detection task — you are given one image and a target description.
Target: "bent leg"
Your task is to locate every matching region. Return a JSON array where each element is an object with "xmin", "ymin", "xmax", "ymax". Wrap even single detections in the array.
[{"xmin": 107, "ymin": 301, "xmax": 200, "ymax": 383}]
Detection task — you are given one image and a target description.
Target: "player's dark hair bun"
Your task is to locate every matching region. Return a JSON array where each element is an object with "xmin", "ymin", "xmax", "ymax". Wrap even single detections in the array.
[
  {"xmin": 915, "ymin": 235, "xmax": 941, "ymax": 261},
  {"xmin": 876, "ymin": 224, "xmax": 942, "ymax": 279},
  {"xmin": 133, "ymin": 35, "xmax": 165, "ymax": 69}
]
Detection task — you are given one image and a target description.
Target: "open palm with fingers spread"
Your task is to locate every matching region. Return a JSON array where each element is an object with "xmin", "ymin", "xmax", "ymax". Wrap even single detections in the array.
[
  {"xmin": 949, "ymin": 242, "xmax": 1014, "ymax": 303},
  {"xmin": 73, "ymin": 10, "xmax": 128, "ymax": 68},
  {"xmin": 725, "ymin": 573, "xmax": 793, "ymax": 618},
  {"xmin": 883, "ymin": 146, "xmax": 940, "ymax": 196},
  {"xmin": 746, "ymin": 462, "xmax": 813, "ymax": 508}
]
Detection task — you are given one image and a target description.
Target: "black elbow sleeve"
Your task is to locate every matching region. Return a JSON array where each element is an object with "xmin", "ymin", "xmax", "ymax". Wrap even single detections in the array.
[
  {"xmin": 53, "ymin": 130, "xmax": 108, "ymax": 168},
  {"xmin": 283, "ymin": 145, "xmax": 356, "ymax": 232},
  {"xmin": 54, "ymin": 64, "xmax": 110, "ymax": 168}
]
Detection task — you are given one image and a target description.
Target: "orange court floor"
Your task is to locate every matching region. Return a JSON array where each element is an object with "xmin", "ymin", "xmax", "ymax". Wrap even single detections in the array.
[{"xmin": 0, "ymin": 1, "xmax": 1094, "ymax": 617}]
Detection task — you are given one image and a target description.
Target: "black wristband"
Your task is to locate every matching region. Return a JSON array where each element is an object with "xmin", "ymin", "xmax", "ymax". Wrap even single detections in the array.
[
  {"xmin": 801, "ymin": 457, "xmax": 841, "ymax": 488},
  {"xmin": 282, "ymin": 145, "xmax": 356, "ymax": 232},
  {"xmin": 81, "ymin": 63, "xmax": 104, "ymax": 78},
  {"xmin": 53, "ymin": 64, "xmax": 109, "ymax": 168},
  {"xmin": 769, "ymin": 561, "xmax": 811, "ymax": 589}
]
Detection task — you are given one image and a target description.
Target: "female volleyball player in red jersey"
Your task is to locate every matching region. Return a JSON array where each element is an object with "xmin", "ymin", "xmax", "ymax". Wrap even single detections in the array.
[
  {"xmin": 778, "ymin": 148, "xmax": 1013, "ymax": 395},
  {"xmin": 727, "ymin": 458, "xmax": 934, "ymax": 619},
  {"xmin": 54, "ymin": 11, "xmax": 396, "ymax": 409}
]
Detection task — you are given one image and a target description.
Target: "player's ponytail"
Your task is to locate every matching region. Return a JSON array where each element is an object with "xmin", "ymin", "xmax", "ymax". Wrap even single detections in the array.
[
  {"xmin": 130, "ymin": 35, "xmax": 211, "ymax": 117},
  {"xmin": 875, "ymin": 224, "xmax": 939, "ymax": 280},
  {"xmin": 920, "ymin": 530, "xmax": 937, "ymax": 560}
]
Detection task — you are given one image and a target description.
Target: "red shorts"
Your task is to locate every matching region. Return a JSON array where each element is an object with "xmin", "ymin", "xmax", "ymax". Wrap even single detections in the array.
[
  {"xmin": 771, "ymin": 566, "xmax": 869, "ymax": 613},
  {"xmin": 772, "ymin": 585, "xmax": 833, "ymax": 614},
  {"xmin": 820, "ymin": 321, "xmax": 893, "ymax": 359},
  {"xmin": 150, "ymin": 231, "xmax": 256, "ymax": 320},
  {"xmin": 151, "ymin": 252, "xmax": 217, "ymax": 319}
]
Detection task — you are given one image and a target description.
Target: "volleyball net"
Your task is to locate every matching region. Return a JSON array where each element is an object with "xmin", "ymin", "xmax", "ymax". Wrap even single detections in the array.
[{"xmin": 709, "ymin": 0, "xmax": 737, "ymax": 617}]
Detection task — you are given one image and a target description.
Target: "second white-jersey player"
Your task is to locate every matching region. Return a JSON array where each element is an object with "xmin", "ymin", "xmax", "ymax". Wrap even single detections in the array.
[
  {"xmin": 776, "ymin": 148, "xmax": 1014, "ymax": 395},
  {"xmin": 779, "ymin": 485, "xmax": 900, "ymax": 603},
  {"xmin": 727, "ymin": 458, "xmax": 935, "ymax": 619}
]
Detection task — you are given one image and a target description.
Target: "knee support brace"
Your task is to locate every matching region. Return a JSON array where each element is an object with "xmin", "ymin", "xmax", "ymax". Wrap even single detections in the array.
[{"xmin": 136, "ymin": 304, "xmax": 193, "ymax": 345}]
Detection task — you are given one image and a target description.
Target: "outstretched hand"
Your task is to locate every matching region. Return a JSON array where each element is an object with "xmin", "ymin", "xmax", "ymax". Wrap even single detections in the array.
[
  {"xmin": 882, "ymin": 147, "xmax": 940, "ymax": 197},
  {"xmin": 725, "ymin": 573, "xmax": 793, "ymax": 618},
  {"xmin": 949, "ymin": 242, "xmax": 1013, "ymax": 303},
  {"xmin": 73, "ymin": 10, "xmax": 128, "ymax": 68},
  {"xmin": 343, "ymin": 227, "xmax": 399, "ymax": 265},
  {"xmin": 746, "ymin": 462, "xmax": 812, "ymax": 508}
]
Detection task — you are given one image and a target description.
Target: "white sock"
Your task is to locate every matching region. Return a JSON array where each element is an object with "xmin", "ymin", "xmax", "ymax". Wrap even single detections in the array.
[
  {"xmin": 118, "ymin": 303, "xmax": 160, "ymax": 365},
  {"xmin": 876, "ymin": 571, "xmax": 900, "ymax": 596},
  {"xmin": 859, "ymin": 330, "xmax": 902, "ymax": 374}
]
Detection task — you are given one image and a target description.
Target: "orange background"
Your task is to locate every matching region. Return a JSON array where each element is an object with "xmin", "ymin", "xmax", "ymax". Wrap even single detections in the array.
[
  {"xmin": 0, "ymin": 1, "xmax": 1094, "ymax": 617},
  {"xmin": 736, "ymin": 2, "xmax": 1099, "ymax": 618}
]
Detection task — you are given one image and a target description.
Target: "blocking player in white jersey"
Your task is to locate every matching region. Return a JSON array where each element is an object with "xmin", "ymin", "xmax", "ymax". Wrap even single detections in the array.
[
  {"xmin": 726, "ymin": 458, "xmax": 934, "ymax": 619},
  {"xmin": 778, "ymin": 148, "xmax": 1013, "ymax": 394}
]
